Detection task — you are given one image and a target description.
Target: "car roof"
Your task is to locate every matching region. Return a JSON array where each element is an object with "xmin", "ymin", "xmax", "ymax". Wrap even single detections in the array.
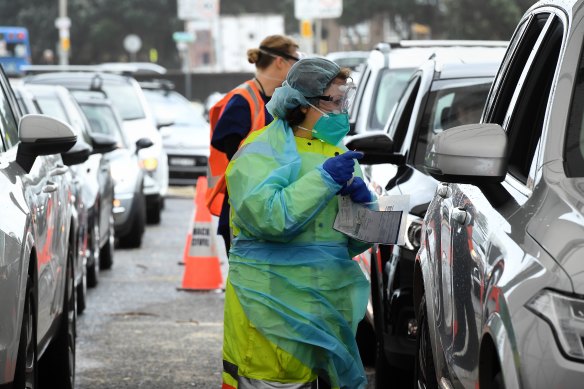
[
  {"xmin": 24, "ymin": 71, "xmax": 135, "ymax": 87},
  {"xmin": 364, "ymin": 42, "xmax": 508, "ymax": 70}
]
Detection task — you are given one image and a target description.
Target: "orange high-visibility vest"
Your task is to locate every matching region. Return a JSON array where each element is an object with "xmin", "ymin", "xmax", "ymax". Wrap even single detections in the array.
[{"xmin": 206, "ymin": 80, "xmax": 266, "ymax": 216}]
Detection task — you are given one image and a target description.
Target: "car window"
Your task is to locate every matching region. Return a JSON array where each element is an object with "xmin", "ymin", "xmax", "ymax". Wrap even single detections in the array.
[
  {"xmin": 0, "ymin": 82, "xmax": 19, "ymax": 149},
  {"xmin": 35, "ymin": 94, "xmax": 91, "ymax": 144},
  {"xmin": 502, "ymin": 13, "xmax": 563, "ymax": 184},
  {"xmin": 350, "ymin": 66, "xmax": 371, "ymax": 120},
  {"xmin": 80, "ymin": 103, "xmax": 127, "ymax": 148},
  {"xmin": 414, "ymin": 80, "xmax": 492, "ymax": 170},
  {"xmin": 564, "ymin": 34, "xmax": 584, "ymax": 177},
  {"xmin": 387, "ymin": 75, "xmax": 421, "ymax": 149},
  {"xmin": 368, "ymin": 68, "xmax": 414, "ymax": 132},
  {"xmin": 101, "ymin": 84, "xmax": 145, "ymax": 121}
]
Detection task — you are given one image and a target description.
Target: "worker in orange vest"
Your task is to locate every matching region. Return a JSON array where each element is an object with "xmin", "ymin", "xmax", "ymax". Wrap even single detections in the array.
[{"xmin": 206, "ymin": 35, "xmax": 300, "ymax": 252}]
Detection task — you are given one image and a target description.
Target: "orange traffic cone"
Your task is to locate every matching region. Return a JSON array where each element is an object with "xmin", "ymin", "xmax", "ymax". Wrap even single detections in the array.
[{"xmin": 178, "ymin": 176, "xmax": 224, "ymax": 291}]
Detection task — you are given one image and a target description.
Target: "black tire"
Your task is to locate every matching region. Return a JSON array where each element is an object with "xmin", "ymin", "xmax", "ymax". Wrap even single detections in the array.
[
  {"xmin": 13, "ymin": 275, "xmax": 37, "ymax": 389},
  {"xmin": 86, "ymin": 219, "xmax": 100, "ymax": 287},
  {"xmin": 76, "ymin": 265, "xmax": 87, "ymax": 315},
  {"xmin": 146, "ymin": 196, "xmax": 162, "ymax": 224},
  {"xmin": 99, "ymin": 214, "xmax": 115, "ymax": 270},
  {"xmin": 414, "ymin": 295, "xmax": 438, "ymax": 389},
  {"xmin": 119, "ymin": 193, "xmax": 145, "ymax": 248},
  {"xmin": 39, "ymin": 254, "xmax": 76, "ymax": 389}
]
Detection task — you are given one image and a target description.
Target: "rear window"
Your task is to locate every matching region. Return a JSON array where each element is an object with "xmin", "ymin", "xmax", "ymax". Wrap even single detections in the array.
[
  {"xmin": 368, "ymin": 68, "xmax": 415, "ymax": 132},
  {"xmin": 101, "ymin": 84, "xmax": 145, "ymax": 121}
]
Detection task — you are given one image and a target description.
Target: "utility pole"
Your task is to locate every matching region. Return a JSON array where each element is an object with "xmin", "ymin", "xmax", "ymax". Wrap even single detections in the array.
[{"xmin": 56, "ymin": 0, "xmax": 70, "ymax": 65}]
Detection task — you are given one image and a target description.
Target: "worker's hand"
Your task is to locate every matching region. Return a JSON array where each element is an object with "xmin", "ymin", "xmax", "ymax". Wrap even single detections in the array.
[
  {"xmin": 339, "ymin": 176, "xmax": 372, "ymax": 203},
  {"xmin": 322, "ymin": 151, "xmax": 363, "ymax": 185}
]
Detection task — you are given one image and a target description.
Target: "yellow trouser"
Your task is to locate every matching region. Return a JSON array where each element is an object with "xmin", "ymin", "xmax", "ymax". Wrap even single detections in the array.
[{"xmin": 222, "ymin": 279, "xmax": 318, "ymax": 388}]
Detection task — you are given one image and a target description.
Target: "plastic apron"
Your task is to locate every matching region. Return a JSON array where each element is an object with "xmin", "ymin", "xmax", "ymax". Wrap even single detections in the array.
[{"xmin": 223, "ymin": 118, "xmax": 370, "ymax": 389}]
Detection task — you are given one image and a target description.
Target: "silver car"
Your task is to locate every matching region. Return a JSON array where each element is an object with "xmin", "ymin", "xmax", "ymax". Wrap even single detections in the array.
[
  {"xmin": 140, "ymin": 80, "xmax": 209, "ymax": 186},
  {"xmin": 0, "ymin": 68, "xmax": 79, "ymax": 388},
  {"xmin": 416, "ymin": 1, "xmax": 584, "ymax": 387}
]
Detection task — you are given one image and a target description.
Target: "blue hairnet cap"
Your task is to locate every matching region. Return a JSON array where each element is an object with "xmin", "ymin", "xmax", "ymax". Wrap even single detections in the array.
[{"xmin": 266, "ymin": 57, "xmax": 341, "ymax": 118}]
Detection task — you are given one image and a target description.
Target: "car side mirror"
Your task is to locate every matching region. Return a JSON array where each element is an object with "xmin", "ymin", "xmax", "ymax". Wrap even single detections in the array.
[
  {"xmin": 62, "ymin": 140, "xmax": 92, "ymax": 166},
  {"xmin": 425, "ymin": 123, "xmax": 508, "ymax": 183},
  {"xmin": 16, "ymin": 114, "xmax": 77, "ymax": 173},
  {"xmin": 344, "ymin": 131, "xmax": 404, "ymax": 165},
  {"xmin": 90, "ymin": 133, "xmax": 118, "ymax": 154},
  {"xmin": 135, "ymin": 137, "xmax": 154, "ymax": 153}
]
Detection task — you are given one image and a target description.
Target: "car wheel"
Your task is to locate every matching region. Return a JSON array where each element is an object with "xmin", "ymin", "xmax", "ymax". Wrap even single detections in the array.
[
  {"xmin": 76, "ymin": 262, "xmax": 87, "ymax": 315},
  {"xmin": 39, "ymin": 253, "xmax": 76, "ymax": 389},
  {"xmin": 99, "ymin": 214, "xmax": 115, "ymax": 270},
  {"xmin": 415, "ymin": 294, "xmax": 437, "ymax": 389},
  {"xmin": 86, "ymin": 220, "xmax": 100, "ymax": 287},
  {"xmin": 119, "ymin": 193, "xmax": 145, "ymax": 248},
  {"xmin": 146, "ymin": 196, "xmax": 162, "ymax": 225},
  {"xmin": 13, "ymin": 274, "xmax": 37, "ymax": 389}
]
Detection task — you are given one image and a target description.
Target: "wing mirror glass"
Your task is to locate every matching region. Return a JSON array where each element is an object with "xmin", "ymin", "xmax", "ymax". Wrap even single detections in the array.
[
  {"xmin": 135, "ymin": 137, "xmax": 154, "ymax": 152},
  {"xmin": 344, "ymin": 131, "xmax": 403, "ymax": 165}
]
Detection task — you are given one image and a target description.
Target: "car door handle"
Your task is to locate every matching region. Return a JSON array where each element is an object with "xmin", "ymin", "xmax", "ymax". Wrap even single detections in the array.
[
  {"xmin": 43, "ymin": 181, "xmax": 58, "ymax": 193},
  {"xmin": 437, "ymin": 183, "xmax": 450, "ymax": 198},
  {"xmin": 51, "ymin": 166, "xmax": 69, "ymax": 176},
  {"xmin": 452, "ymin": 207, "xmax": 468, "ymax": 225}
]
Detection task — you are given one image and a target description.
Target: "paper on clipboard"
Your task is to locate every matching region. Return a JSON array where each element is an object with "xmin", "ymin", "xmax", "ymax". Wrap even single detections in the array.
[{"xmin": 334, "ymin": 195, "xmax": 409, "ymax": 245}]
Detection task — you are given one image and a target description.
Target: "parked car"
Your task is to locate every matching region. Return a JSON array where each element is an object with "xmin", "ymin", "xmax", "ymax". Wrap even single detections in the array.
[
  {"xmin": 140, "ymin": 79, "xmax": 210, "ymax": 185},
  {"xmin": 24, "ymin": 71, "xmax": 167, "ymax": 224},
  {"xmin": 347, "ymin": 56, "xmax": 502, "ymax": 384},
  {"xmin": 12, "ymin": 84, "xmax": 93, "ymax": 314},
  {"xmin": 73, "ymin": 90, "xmax": 152, "ymax": 248},
  {"xmin": 0, "ymin": 66, "xmax": 80, "ymax": 388},
  {"xmin": 415, "ymin": 1, "xmax": 584, "ymax": 387},
  {"xmin": 22, "ymin": 83, "xmax": 117, "ymax": 288}
]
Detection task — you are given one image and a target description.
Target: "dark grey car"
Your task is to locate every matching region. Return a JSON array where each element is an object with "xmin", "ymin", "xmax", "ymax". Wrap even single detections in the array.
[
  {"xmin": 74, "ymin": 90, "xmax": 152, "ymax": 248},
  {"xmin": 346, "ymin": 58, "xmax": 501, "ymax": 385},
  {"xmin": 416, "ymin": 1, "xmax": 584, "ymax": 387}
]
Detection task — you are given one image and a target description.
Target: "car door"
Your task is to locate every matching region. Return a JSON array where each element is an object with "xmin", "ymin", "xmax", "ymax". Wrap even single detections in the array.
[
  {"xmin": 0, "ymin": 74, "xmax": 70, "ymax": 340},
  {"xmin": 438, "ymin": 9, "xmax": 565, "ymax": 386}
]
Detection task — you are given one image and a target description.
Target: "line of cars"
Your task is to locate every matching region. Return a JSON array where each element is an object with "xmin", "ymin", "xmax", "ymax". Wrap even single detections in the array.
[
  {"xmin": 0, "ymin": 64, "xmax": 189, "ymax": 388},
  {"xmin": 346, "ymin": 0, "xmax": 584, "ymax": 387}
]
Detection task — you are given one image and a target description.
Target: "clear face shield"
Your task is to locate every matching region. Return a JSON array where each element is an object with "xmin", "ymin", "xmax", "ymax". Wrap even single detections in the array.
[{"xmin": 312, "ymin": 81, "xmax": 357, "ymax": 115}]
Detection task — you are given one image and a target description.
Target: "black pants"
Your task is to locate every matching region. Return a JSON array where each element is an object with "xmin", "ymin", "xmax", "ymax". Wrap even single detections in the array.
[{"xmin": 219, "ymin": 230, "xmax": 231, "ymax": 253}]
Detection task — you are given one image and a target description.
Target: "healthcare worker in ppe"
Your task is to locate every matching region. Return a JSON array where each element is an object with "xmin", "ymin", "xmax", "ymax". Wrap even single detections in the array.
[{"xmin": 222, "ymin": 57, "xmax": 374, "ymax": 389}]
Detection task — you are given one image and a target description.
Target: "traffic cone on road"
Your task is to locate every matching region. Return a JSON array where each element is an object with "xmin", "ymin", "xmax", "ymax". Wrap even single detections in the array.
[{"xmin": 178, "ymin": 176, "xmax": 224, "ymax": 291}]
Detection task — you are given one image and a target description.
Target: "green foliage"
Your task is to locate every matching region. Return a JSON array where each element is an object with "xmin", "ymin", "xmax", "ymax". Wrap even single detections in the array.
[{"xmin": 0, "ymin": 0, "xmax": 539, "ymax": 66}]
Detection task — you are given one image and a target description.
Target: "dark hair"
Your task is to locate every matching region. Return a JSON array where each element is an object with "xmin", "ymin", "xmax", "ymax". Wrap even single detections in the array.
[
  {"xmin": 247, "ymin": 35, "xmax": 299, "ymax": 70},
  {"xmin": 284, "ymin": 67, "xmax": 352, "ymax": 126}
]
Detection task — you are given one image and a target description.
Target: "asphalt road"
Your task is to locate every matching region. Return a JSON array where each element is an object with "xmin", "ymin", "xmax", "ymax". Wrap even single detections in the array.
[
  {"xmin": 74, "ymin": 186, "xmax": 377, "ymax": 388},
  {"xmin": 75, "ymin": 188, "xmax": 225, "ymax": 388}
]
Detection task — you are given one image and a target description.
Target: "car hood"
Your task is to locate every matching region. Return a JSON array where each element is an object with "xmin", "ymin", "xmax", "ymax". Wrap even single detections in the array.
[
  {"xmin": 161, "ymin": 125, "xmax": 209, "ymax": 152},
  {"xmin": 122, "ymin": 118, "xmax": 162, "ymax": 146},
  {"xmin": 529, "ymin": 162, "xmax": 584, "ymax": 294}
]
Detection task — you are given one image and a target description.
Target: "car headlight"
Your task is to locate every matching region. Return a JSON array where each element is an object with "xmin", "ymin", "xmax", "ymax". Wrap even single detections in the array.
[
  {"xmin": 404, "ymin": 214, "xmax": 423, "ymax": 250},
  {"xmin": 526, "ymin": 289, "xmax": 584, "ymax": 361},
  {"xmin": 140, "ymin": 157, "xmax": 158, "ymax": 171}
]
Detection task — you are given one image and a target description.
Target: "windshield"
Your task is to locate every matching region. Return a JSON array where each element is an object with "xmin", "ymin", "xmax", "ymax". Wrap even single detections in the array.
[
  {"xmin": 101, "ymin": 84, "xmax": 145, "ymax": 120},
  {"xmin": 80, "ymin": 103, "xmax": 127, "ymax": 148},
  {"xmin": 414, "ymin": 80, "xmax": 492, "ymax": 170},
  {"xmin": 142, "ymin": 90, "xmax": 207, "ymax": 128},
  {"xmin": 368, "ymin": 68, "xmax": 415, "ymax": 132}
]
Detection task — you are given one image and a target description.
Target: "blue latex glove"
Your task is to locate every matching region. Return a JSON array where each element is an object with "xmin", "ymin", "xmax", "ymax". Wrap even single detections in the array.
[
  {"xmin": 322, "ymin": 151, "xmax": 363, "ymax": 185},
  {"xmin": 339, "ymin": 176, "xmax": 372, "ymax": 203}
]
